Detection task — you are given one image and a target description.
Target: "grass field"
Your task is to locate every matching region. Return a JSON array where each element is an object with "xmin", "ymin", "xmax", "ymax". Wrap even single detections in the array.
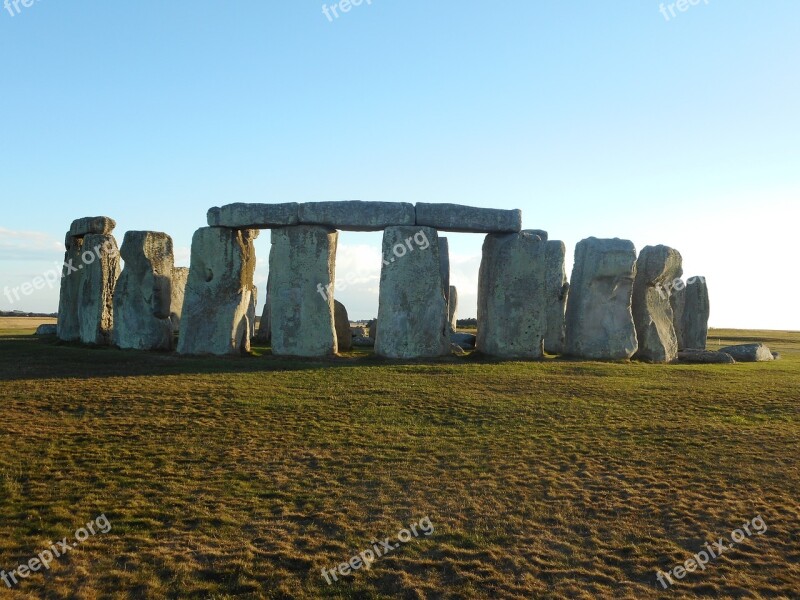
[{"xmin": 0, "ymin": 319, "xmax": 798, "ymax": 599}]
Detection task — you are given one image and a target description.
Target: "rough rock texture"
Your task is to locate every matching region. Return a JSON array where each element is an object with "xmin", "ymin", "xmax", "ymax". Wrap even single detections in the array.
[
  {"xmin": 526, "ymin": 229, "xmax": 548, "ymax": 242},
  {"xmin": 367, "ymin": 319, "xmax": 378, "ymax": 340},
  {"xmin": 632, "ymin": 245, "xmax": 683, "ymax": 363},
  {"xmin": 207, "ymin": 203, "xmax": 299, "ymax": 229},
  {"xmin": 415, "ymin": 203, "xmax": 522, "ymax": 233},
  {"xmin": 69, "ymin": 216, "xmax": 116, "ymax": 237},
  {"xmin": 113, "ymin": 231, "xmax": 175, "ymax": 351},
  {"xmin": 269, "ymin": 226, "xmax": 338, "ymax": 357},
  {"xmin": 670, "ymin": 282, "xmax": 686, "ymax": 350},
  {"xmin": 544, "ymin": 240, "xmax": 569, "ymax": 355},
  {"xmin": 718, "ymin": 343, "xmax": 774, "ymax": 362},
  {"xmin": 678, "ymin": 350, "xmax": 736, "ymax": 364},
  {"xmin": 438, "ymin": 237, "xmax": 450, "ymax": 326},
  {"xmin": 564, "ymin": 238, "xmax": 638, "ymax": 360},
  {"xmin": 35, "ymin": 324, "xmax": 58, "ymax": 336},
  {"xmin": 375, "ymin": 226, "xmax": 449, "ymax": 358},
  {"xmin": 247, "ymin": 285, "xmax": 258, "ymax": 339},
  {"xmin": 352, "ymin": 336, "xmax": 374, "ymax": 347},
  {"xmin": 334, "ymin": 300, "xmax": 353, "ymax": 352},
  {"xmin": 298, "ymin": 201, "xmax": 415, "ymax": 231},
  {"xmin": 448, "ymin": 285, "xmax": 458, "ymax": 332},
  {"xmin": 682, "ymin": 276, "xmax": 710, "ymax": 350},
  {"xmin": 57, "ymin": 235, "xmax": 85, "ymax": 342},
  {"xmin": 177, "ymin": 227, "xmax": 257, "ymax": 355},
  {"xmin": 170, "ymin": 267, "xmax": 189, "ymax": 333},
  {"xmin": 255, "ymin": 276, "xmax": 271, "ymax": 342},
  {"xmin": 78, "ymin": 234, "xmax": 121, "ymax": 346},
  {"xmin": 451, "ymin": 332, "xmax": 476, "ymax": 350},
  {"xmin": 477, "ymin": 231, "xmax": 547, "ymax": 358}
]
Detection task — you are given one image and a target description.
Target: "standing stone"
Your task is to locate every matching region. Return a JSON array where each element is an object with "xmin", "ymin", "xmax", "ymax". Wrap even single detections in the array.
[
  {"xmin": 438, "ymin": 237, "xmax": 451, "ymax": 328},
  {"xmin": 255, "ymin": 276, "xmax": 271, "ymax": 342},
  {"xmin": 78, "ymin": 234, "xmax": 121, "ymax": 346},
  {"xmin": 177, "ymin": 227, "xmax": 257, "ymax": 355},
  {"xmin": 448, "ymin": 285, "xmax": 458, "ymax": 332},
  {"xmin": 57, "ymin": 234, "xmax": 85, "ymax": 342},
  {"xmin": 170, "ymin": 267, "xmax": 189, "ymax": 333},
  {"xmin": 632, "ymin": 245, "xmax": 683, "ymax": 363},
  {"xmin": 670, "ymin": 282, "xmax": 686, "ymax": 350},
  {"xmin": 367, "ymin": 319, "xmax": 378, "ymax": 340},
  {"xmin": 334, "ymin": 300, "xmax": 353, "ymax": 352},
  {"xmin": 565, "ymin": 238, "xmax": 638, "ymax": 360},
  {"xmin": 477, "ymin": 231, "xmax": 547, "ymax": 358},
  {"xmin": 544, "ymin": 240, "xmax": 569, "ymax": 355},
  {"xmin": 683, "ymin": 276, "xmax": 710, "ymax": 350},
  {"xmin": 375, "ymin": 226, "xmax": 449, "ymax": 358},
  {"xmin": 269, "ymin": 226, "xmax": 338, "ymax": 357},
  {"xmin": 247, "ymin": 285, "xmax": 258, "ymax": 340},
  {"xmin": 113, "ymin": 231, "xmax": 175, "ymax": 351}
]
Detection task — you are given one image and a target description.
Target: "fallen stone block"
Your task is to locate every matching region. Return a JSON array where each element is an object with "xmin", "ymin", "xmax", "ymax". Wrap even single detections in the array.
[
  {"xmin": 678, "ymin": 350, "xmax": 736, "ymax": 364},
  {"xmin": 718, "ymin": 343, "xmax": 775, "ymax": 362},
  {"xmin": 34, "ymin": 324, "xmax": 57, "ymax": 336}
]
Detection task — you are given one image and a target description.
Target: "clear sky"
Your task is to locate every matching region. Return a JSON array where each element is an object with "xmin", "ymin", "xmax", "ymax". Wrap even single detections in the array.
[{"xmin": 1, "ymin": 1, "xmax": 798, "ymax": 328}]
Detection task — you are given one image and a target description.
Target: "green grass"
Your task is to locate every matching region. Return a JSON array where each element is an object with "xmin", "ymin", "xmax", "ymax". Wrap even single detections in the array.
[{"xmin": 0, "ymin": 324, "xmax": 798, "ymax": 599}]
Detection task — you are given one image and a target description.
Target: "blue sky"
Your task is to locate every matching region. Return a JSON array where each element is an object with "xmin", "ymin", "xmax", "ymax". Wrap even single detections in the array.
[{"xmin": 1, "ymin": 1, "xmax": 798, "ymax": 328}]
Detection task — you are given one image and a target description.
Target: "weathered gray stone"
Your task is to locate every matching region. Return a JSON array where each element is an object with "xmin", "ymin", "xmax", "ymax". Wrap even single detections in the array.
[
  {"xmin": 678, "ymin": 350, "xmax": 735, "ymax": 364},
  {"xmin": 671, "ymin": 282, "xmax": 686, "ymax": 350},
  {"xmin": 177, "ymin": 227, "xmax": 257, "ymax": 355},
  {"xmin": 35, "ymin": 324, "xmax": 57, "ymax": 336},
  {"xmin": 564, "ymin": 238, "xmax": 638, "ymax": 360},
  {"xmin": 632, "ymin": 245, "xmax": 683, "ymax": 363},
  {"xmin": 207, "ymin": 203, "xmax": 299, "ymax": 229},
  {"xmin": 415, "ymin": 203, "xmax": 522, "ymax": 233},
  {"xmin": 526, "ymin": 229, "xmax": 548, "ymax": 241},
  {"xmin": 170, "ymin": 267, "xmax": 189, "ymax": 333},
  {"xmin": 448, "ymin": 285, "xmax": 458, "ymax": 332},
  {"xmin": 477, "ymin": 231, "xmax": 547, "ymax": 358},
  {"xmin": 247, "ymin": 285, "xmax": 258, "ymax": 339},
  {"xmin": 298, "ymin": 201, "xmax": 415, "ymax": 231},
  {"xmin": 57, "ymin": 235, "xmax": 85, "ymax": 342},
  {"xmin": 544, "ymin": 240, "xmax": 569, "ymax": 355},
  {"xmin": 113, "ymin": 231, "xmax": 175, "ymax": 351},
  {"xmin": 438, "ymin": 237, "xmax": 450, "ymax": 326},
  {"xmin": 269, "ymin": 226, "xmax": 338, "ymax": 357},
  {"xmin": 255, "ymin": 276, "xmax": 271, "ymax": 342},
  {"xmin": 367, "ymin": 319, "xmax": 378, "ymax": 340},
  {"xmin": 718, "ymin": 343, "xmax": 774, "ymax": 362},
  {"xmin": 375, "ymin": 226, "xmax": 449, "ymax": 358},
  {"xmin": 78, "ymin": 234, "xmax": 120, "ymax": 346},
  {"xmin": 451, "ymin": 332, "xmax": 476, "ymax": 350},
  {"xmin": 69, "ymin": 216, "xmax": 116, "ymax": 237},
  {"xmin": 334, "ymin": 300, "xmax": 352, "ymax": 352},
  {"xmin": 352, "ymin": 336, "xmax": 374, "ymax": 347},
  {"xmin": 683, "ymin": 276, "xmax": 710, "ymax": 350}
]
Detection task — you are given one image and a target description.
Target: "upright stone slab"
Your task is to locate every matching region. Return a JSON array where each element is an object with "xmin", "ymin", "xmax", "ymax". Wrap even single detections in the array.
[
  {"xmin": 448, "ymin": 285, "xmax": 458, "ymax": 332},
  {"xmin": 177, "ymin": 227, "xmax": 257, "ymax": 355},
  {"xmin": 298, "ymin": 201, "xmax": 415, "ymax": 231},
  {"xmin": 170, "ymin": 267, "xmax": 189, "ymax": 333},
  {"xmin": 78, "ymin": 234, "xmax": 121, "ymax": 346},
  {"xmin": 375, "ymin": 226, "xmax": 449, "ymax": 358},
  {"xmin": 544, "ymin": 240, "xmax": 569, "ymax": 355},
  {"xmin": 632, "ymin": 245, "xmax": 683, "ymax": 363},
  {"xmin": 334, "ymin": 300, "xmax": 353, "ymax": 352},
  {"xmin": 57, "ymin": 234, "xmax": 84, "ymax": 342},
  {"xmin": 247, "ymin": 285, "xmax": 258, "ymax": 339},
  {"xmin": 113, "ymin": 231, "xmax": 175, "ymax": 351},
  {"xmin": 477, "ymin": 231, "xmax": 547, "ymax": 358},
  {"xmin": 255, "ymin": 276, "xmax": 271, "ymax": 342},
  {"xmin": 269, "ymin": 226, "xmax": 338, "ymax": 357},
  {"xmin": 438, "ymin": 236, "xmax": 451, "ymax": 326},
  {"xmin": 564, "ymin": 238, "xmax": 638, "ymax": 360},
  {"xmin": 683, "ymin": 276, "xmax": 710, "ymax": 350},
  {"xmin": 415, "ymin": 203, "xmax": 522, "ymax": 233},
  {"xmin": 670, "ymin": 282, "xmax": 686, "ymax": 350}
]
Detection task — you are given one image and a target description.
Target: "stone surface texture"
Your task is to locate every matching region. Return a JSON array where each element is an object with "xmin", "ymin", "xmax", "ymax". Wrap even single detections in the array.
[
  {"xmin": 415, "ymin": 203, "xmax": 522, "ymax": 233},
  {"xmin": 298, "ymin": 201, "xmax": 415, "ymax": 231}
]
